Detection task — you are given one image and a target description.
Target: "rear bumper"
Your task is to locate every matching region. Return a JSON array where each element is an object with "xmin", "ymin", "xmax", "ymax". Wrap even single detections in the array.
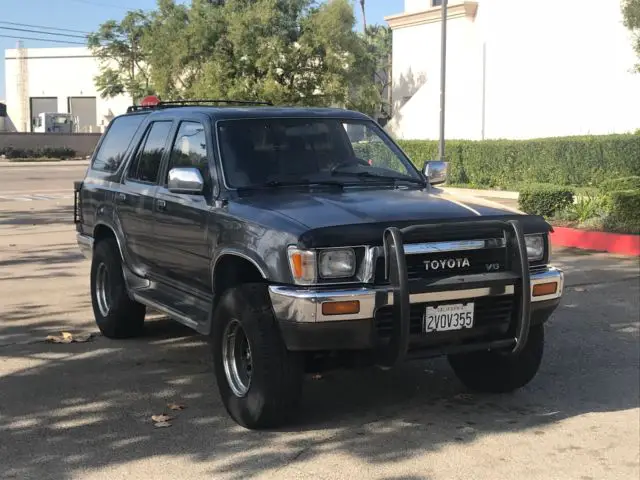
[{"xmin": 270, "ymin": 266, "xmax": 563, "ymax": 351}]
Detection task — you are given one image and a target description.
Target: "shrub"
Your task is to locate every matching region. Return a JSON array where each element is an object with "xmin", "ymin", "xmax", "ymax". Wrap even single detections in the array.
[
  {"xmin": 598, "ymin": 176, "xmax": 640, "ymax": 193},
  {"xmin": 392, "ymin": 134, "xmax": 640, "ymax": 189},
  {"xmin": 518, "ymin": 184, "xmax": 575, "ymax": 218},
  {"xmin": 608, "ymin": 190, "xmax": 640, "ymax": 234},
  {"xmin": 564, "ymin": 192, "xmax": 608, "ymax": 223},
  {"xmin": 0, "ymin": 146, "xmax": 75, "ymax": 159}
]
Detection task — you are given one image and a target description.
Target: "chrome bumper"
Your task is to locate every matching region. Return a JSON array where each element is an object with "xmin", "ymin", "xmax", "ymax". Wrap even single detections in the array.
[
  {"xmin": 269, "ymin": 266, "xmax": 564, "ymax": 324},
  {"xmin": 77, "ymin": 233, "xmax": 94, "ymax": 259}
]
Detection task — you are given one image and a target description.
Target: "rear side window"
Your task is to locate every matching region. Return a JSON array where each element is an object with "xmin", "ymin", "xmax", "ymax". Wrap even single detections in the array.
[
  {"xmin": 91, "ymin": 115, "xmax": 145, "ymax": 173},
  {"xmin": 127, "ymin": 121, "xmax": 173, "ymax": 184}
]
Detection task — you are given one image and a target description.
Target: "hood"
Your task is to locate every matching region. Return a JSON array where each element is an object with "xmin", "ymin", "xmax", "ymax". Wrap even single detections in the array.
[{"xmin": 232, "ymin": 186, "xmax": 550, "ymax": 248}]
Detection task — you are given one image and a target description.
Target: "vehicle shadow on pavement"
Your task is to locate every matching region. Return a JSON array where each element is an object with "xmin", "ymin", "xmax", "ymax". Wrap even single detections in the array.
[
  {"xmin": 0, "ymin": 205, "xmax": 74, "ymax": 227},
  {"xmin": 0, "ymin": 278, "xmax": 638, "ymax": 479}
]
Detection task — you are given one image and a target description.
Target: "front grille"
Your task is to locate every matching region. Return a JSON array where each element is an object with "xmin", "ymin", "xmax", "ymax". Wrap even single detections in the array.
[
  {"xmin": 374, "ymin": 295, "xmax": 515, "ymax": 338},
  {"xmin": 374, "ymin": 247, "xmax": 508, "ymax": 283}
]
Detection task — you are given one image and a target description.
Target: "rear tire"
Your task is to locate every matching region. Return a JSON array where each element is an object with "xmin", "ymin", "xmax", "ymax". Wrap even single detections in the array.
[
  {"xmin": 211, "ymin": 284, "xmax": 304, "ymax": 430},
  {"xmin": 90, "ymin": 237, "xmax": 146, "ymax": 339},
  {"xmin": 447, "ymin": 324, "xmax": 545, "ymax": 393}
]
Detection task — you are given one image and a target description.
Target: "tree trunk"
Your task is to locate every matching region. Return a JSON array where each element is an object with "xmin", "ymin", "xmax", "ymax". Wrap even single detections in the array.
[{"xmin": 360, "ymin": 0, "xmax": 367, "ymax": 32}]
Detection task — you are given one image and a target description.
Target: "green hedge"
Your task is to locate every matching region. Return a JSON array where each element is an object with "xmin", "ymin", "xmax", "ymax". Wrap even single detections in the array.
[
  {"xmin": 608, "ymin": 190, "xmax": 640, "ymax": 233},
  {"xmin": 518, "ymin": 184, "xmax": 575, "ymax": 217},
  {"xmin": 598, "ymin": 176, "xmax": 640, "ymax": 193},
  {"xmin": 392, "ymin": 134, "xmax": 640, "ymax": 188},
  {"xmin": 0, "ymin": 146, "xmax": 76, "ymax": 159}
]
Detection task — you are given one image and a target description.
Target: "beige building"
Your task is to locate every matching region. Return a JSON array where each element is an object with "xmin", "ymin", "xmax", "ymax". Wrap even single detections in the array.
[
  {"xmin": 386, "ymin": 0, "xmax": 640, "ymax": 140},
  {"xmin": 4, "ymin": 46, "xmax": 131, "ymax": 133}
]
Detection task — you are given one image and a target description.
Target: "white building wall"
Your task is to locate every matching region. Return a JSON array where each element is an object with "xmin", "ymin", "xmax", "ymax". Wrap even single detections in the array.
[
  {"xmin": 388, "ymin": 0, "xmax": 640, "ymax": 140},
  {"xmin": 388, "ymin": 5, "xmax": 481, "ymax": 141},
  {"xmin": 405, "ymin": 0, "xmax": 433, "ymax": 13},
  {"xmin": 4, "ymin": 47, "xmax": 131, "ymax": 133}
]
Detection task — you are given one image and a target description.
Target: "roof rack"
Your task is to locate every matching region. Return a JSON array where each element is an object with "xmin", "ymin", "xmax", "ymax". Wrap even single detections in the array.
[{"xmin": 126, "ymin": 98, "xmax": 273, "ymax": 113}]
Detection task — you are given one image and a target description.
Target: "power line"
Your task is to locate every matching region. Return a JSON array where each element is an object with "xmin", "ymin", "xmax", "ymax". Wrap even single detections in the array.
[
  {"xmin": 0, "ymin": 34, "xmax": 87, "ymax": 46},
  {"xmin": 0, "ymin": 26, "xmax": 88, "ymax": 39},
  {"xmin": 0, "ymin": 21, "xmax": 90, "ymax": 35}
]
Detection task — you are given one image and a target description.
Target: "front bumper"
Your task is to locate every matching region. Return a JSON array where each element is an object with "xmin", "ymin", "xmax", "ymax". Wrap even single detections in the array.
[
  {"xmin": 269, "ymin": 266, "xmax": 564, "ymax": 351},
  {"xmin": 77, "ymin": 233, "xmax": 94, "ymax": 259}
]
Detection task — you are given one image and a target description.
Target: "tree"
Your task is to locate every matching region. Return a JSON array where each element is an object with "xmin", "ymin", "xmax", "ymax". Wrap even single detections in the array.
[
  {"xmin": 363, "ymin": 25, "xmax": 392, "ymax": 123},
  {"xmin": 142, "ymin": 0, "xmax": 380, "ymax": 113},
  {"xmin": 622, "ymin": 0, "xmax": 640, "ymax": 73},
  {"xmin": 88, "ymin": 10, "xmax": 154, "ymax": 102},
  {"xmin": 89, "ymin": 0, "xmax": 383, "ymax": 115}
]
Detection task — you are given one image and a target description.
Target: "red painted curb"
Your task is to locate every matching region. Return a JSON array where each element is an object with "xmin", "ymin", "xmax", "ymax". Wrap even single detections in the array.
[{"xmin": 550, "ymin": 226, "xmax": 640, "ymax": 256}]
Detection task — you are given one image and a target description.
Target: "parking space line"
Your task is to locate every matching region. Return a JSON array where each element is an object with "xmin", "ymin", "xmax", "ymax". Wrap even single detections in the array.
[{"xmin": 0, "ymin": 193, "xmax": 74, "ymax": 202}]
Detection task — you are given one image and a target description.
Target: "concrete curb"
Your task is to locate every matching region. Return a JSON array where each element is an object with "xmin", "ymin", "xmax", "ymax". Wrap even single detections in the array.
[
  {"xmin": 0, "ymin": 160, "xmax": 90, "ymax": 167},
  {"xmin": 441, "ymin": 187, "xmax": 519, "ymax": 200},
  {"xmin": 550, "ymin": 226, "xmax": 640, "ymax": 256}
]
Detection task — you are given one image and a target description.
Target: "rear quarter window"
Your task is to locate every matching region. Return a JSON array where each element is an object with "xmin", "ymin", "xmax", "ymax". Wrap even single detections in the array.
[{"xmin": 91, "ymin": 114, "xmax": 146, "ymax": 173}]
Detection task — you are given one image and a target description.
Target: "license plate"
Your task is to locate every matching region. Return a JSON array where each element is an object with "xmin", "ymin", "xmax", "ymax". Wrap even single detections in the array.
[{"xmin": 424, "ymin": 302, "xmax": 475, "ymax": 333}]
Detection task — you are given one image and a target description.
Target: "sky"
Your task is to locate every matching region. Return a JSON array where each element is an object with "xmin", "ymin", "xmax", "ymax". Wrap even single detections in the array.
[{"xmin": 0, "ymin": 0, "xmax": 405, "ymax": 100}]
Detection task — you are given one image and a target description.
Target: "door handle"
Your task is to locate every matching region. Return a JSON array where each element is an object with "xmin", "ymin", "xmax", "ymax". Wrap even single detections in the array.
[
  {"xmin": 116, "ymin": 192, "xmax": 126, "ymax": 203},
  {"xmin": 156, "ymin": 199, "xmax": 167, "ymax": 211}
]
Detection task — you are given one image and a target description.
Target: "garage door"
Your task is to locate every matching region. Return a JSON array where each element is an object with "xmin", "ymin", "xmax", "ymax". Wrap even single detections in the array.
[
  {"xmin": 68, "ymin": 97, "xmax": 97, "ymax": 132},
  {"xmin": 29, "ymin": 97, "xmax": 57, "ymax": 132}
]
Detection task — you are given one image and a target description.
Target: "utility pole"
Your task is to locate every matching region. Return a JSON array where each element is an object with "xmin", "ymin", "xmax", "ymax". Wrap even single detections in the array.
[{"xmin": 438, "ymin": 0, "xmax": 448, "ymax": 161}]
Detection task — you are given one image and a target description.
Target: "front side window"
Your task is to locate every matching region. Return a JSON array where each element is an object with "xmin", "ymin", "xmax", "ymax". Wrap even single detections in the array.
[
  {"xmin": 127, "ymin": 121, "xmax": 173, "ymax": 184},
  {"xmin": 165, "ymin": 121, "xmax": 209, "ymax": 183},
  {"xmin": 92, "ymin": 114, "xmax": 145, "ymax": 173},
  {"xmin": 217, "ymin": 118, "xmax": 421, "ymax": 188}
]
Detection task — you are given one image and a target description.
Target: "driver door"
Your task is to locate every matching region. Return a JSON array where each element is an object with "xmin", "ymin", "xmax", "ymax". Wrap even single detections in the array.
[{"xmin": 152, "ymin": 118, "xmax": 215, "ymax": 294}]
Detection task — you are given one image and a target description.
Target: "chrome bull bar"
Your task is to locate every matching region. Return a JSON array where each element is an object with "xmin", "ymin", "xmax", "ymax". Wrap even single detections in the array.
[{"xmin": 378, "ymin": 219, "xmax": 532, "ymax": 368}]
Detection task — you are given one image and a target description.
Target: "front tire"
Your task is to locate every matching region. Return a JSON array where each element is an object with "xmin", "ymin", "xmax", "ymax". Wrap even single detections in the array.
[
  {"xmin": 211, "ymin": 284, "xmax": 304, "ymax": 430},
  {"xmin": 90, "ymin": 237, "xmax": 146, "ymax": 339},
  {"xmin": 448, "ymin": 324, "xmax": 545, "ymax": 393}
]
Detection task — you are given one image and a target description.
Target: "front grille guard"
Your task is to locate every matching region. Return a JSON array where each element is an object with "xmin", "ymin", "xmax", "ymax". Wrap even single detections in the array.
[{"xmin": 377, "ymin": 219, "xmax": 531, "ymax": 368}]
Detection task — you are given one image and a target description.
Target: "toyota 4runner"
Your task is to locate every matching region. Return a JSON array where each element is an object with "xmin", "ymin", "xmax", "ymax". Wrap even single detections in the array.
[{"xmin": 74, "ymin": 98, "xmax": 564, "ymax": 430}]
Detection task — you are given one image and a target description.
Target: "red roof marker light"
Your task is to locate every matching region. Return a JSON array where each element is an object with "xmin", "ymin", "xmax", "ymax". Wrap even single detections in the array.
[{"xmin": 140, "ymin": 95, "xmax": 161, "ymax": 107}]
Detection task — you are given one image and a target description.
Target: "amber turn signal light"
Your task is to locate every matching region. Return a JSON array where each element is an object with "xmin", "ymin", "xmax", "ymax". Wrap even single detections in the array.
[
  {"xmin": 532, "ymin": 282, "xmax": 558, "ymax": 297},
  {"xmin": 321, "ymin": 301, "xmax": 360, "ymax": 316}
]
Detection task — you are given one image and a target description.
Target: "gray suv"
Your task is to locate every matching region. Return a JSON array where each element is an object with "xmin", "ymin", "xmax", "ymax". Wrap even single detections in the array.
[{"xmin": 74, "ymin": 99, "xmax": 564, "ymax": 430}]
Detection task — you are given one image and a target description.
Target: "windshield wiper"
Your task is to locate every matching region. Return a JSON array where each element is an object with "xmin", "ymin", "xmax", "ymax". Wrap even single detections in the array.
[
  {"xmin": 237, "ymin": 179, "xmax": 346, "ymax": 191},
  {"xmin": 330, "ymin": 169, "xmax": 426, "ymax": 186}
]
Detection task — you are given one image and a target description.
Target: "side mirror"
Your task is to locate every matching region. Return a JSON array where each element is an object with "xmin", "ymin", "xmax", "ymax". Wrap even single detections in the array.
[
  {"xmin": 167, "ymin": 167, "xmax": 205, "ymax": 195},
  {"xmin": 422, "ymin": 160, "xmax": 448, "ymax": 186}
]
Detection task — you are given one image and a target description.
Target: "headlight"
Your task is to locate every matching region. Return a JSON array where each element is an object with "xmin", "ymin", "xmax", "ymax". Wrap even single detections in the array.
[
  {"xmin": 287, "ymin": 247, "xmax": 357, "ymax": 284},
  {"xmin": 319, "ymin": 248, "xmax": 356, "ymax": 278},
  {"xmin": 525, "ymin": 235, "xmax": 545, "ymax": 262}
]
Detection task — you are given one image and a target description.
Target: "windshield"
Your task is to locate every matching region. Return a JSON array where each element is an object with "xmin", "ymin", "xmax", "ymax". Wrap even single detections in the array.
[{"xmin": 217, "ymin": 118, "xmax": 422, "ymax": 189}]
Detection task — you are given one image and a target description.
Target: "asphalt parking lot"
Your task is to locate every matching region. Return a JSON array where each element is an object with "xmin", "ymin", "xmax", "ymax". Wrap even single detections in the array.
[{"xmin": 0, "ymin": 163, "xmax": 639, "ymax": 480}]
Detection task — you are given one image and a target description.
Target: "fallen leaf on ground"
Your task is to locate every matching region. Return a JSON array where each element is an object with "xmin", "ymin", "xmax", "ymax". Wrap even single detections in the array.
[
  {"xmin": 454, "ymin": 393, "xmax": 474, "ymax": 401},
  {"xmin": 45, "ymin": 332, "xmax": 93, "ymax": 344},
  {"xmin": 151, "ymin": 414, "xmax": 172, "ymax": 423},
  {"xmin": 457, "ymin": 426, "xmax": 476, "ymax": 434},
  {"xmin": 154, "ymin": 421, "xmax": 171, "ymax": 428},
  {"xmin": 73, "ymin": 333, "xmax": 93, "ymax": 343},
  {"xmin": 167, "ymin": 403, "xmax": 185, "ymax": 411}
]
